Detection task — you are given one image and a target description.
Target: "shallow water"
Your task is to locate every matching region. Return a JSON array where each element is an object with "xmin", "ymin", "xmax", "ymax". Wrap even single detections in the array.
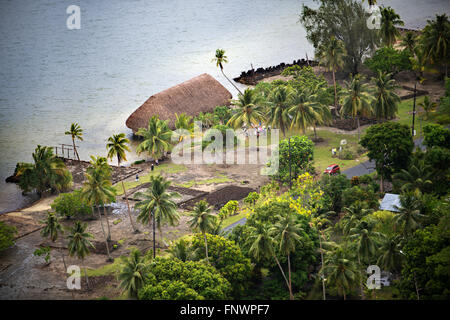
[{"xmin": 0, "ymin": 0, "xmax": 448, "ymax": 213}]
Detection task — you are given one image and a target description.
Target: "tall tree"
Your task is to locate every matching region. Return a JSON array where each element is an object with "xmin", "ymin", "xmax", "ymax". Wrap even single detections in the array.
[
  {"xmin": 18, "ymin": 145, "xmax": 72, "ymax": 196},
  {"xmin": 300, "ymin": 0, "xmax": 379, "ymax": 74},
  {"xmin": 360, "ymin": 122, "xmax": 414, "ymax": 192},
  {"xmin": 188, "ymin": 200, "xmax": 217, "ymax": 262},
  {"xmin": 340, "ymin": 74, "xmax": 374, "ymax": 140},
  {"xmin": 267, "ymin": 85, "xmax": 294, "ymax": 137},
  {"xmin": 40, "ymin": 211, "xmax": 67, "ymax": 271},
  {"xmin": 212, "ymin": 49, "xmax": 243, "ymax": 94},
  {"xmin": 67, "ymin": 221, "xmax": 94, "ymax": 291},
  {"xmin": 393, "ymin": 192, "xmax": 424, "ymax": 236},
  {"xmin": 134, "ymin": 175, "xmax": 180, "ymax": 257},
  {"xmin": 393, "ymin": 159, "xmax": 433, "ymax": 194},
  {"xmin": 401, "ymin": 31, "xmax": 417, "ymax": 53},
  {"xmin": 107, "ymin": 133, "xmax": 137, "ymax": 233},
  {"xmin": 65, "ymin": 123, "xmax": 83, "ymax": 162},
  {"xmin": 227, "ymin": 88, "xmax": 264, "ymax": 129},
  {"xmin": 377, "ymin": 234, "xmax": 404, "ymax": 272},
  {"xmin": 418, "ymin": 96, "xmax": 438, "ymax": 120},
  {"xmin": 136, "ymin": 116, "xmax": 173, "ymax": 162},
  {"xmin": 379, "ymin": 6, "xmax": 404, "ymax": 47},
  {"xmin": 420, "ymin": 14, "xmax": 450, "ymax": 77},
  {"xmin": 371, "ymin": 71, "xmax": 400, "ymax": 120},
  {"xmin": 318, "ymin": 36, "xmax": 346, "ymax": 111},
  {"xmin": 288, "ymin": 87, "xmax": 322, "ymax": 135},
  {"xmin": 118, "ymin": 249, "xmax": 149, "ymax": 298},
  {"xmin": 270, "ymin": 213, "xmax": 304, "ymax": 300}
]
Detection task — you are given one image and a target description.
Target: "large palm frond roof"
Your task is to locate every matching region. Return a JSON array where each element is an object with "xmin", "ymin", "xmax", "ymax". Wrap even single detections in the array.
[{"xmin": 126, "ymin": 73, "xmax": 232, "ymax": 132}]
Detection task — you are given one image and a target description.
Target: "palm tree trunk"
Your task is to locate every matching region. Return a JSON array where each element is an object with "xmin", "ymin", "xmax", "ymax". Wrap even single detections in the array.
[
  {"xmin": 103, "ymin": 205, "xmax": 111, "ymax": 241},
  {"xmin": 343, "ymin": 290, "xmax": 346, "ymax": 300},
  {"xmin": 288, "ymin": 253, "xmax": 294, "ymax": 300},
  {"xmin": 273, "ymin": 254, "xmax": 290, "ymax": 295},
  {"xmin": 72, "ymin": 137, "xmax": 80, "ymax": 162},
  {"xmin": 319, "ymin": 232, "xmax": 326, "ymax": 300},
  {"xmin": 333, "ymin": 69, "xmax": 338, "ymax": 115},
  {"xmin": 97, "ymin": 206, "xmax": 112, "ymax": 261},
  {"xmin": 357, "ymin": 116, "xmax": 361, "ymax": 141},
  {"xmin": 358, "ymin": 254, "xmax": 365, "ymax": 300},
  {"xmin": 313, "ymin": 125, "xmax": 318, "ymax": 141},
  {"xmin": 203, "ymin": 232, "xmax": 209, "ymax": 263},
  {"xmin": 152, "ymin": 209, "xmax": 156, "ymax": 259},
  {"xmin": 83, "ymin": 263, "xmax": 90, "ymax": 291},
  {"xmin": 221, "ymin": 69, "xmax": 243, "ymax": 95}
]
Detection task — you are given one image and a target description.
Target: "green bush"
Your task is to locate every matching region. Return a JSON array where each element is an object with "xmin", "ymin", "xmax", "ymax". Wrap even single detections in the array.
[
  {"xmin": 423, "ymin": 124, "xmax": 450, "ymax": 149},
  {"xmin": 320, "ymin": 174, "xmax": 351, "ymax": 213},
  {"xmin": 0, "ymin": 221, "xmax": 18, "ymax": 252},
  {"xmin": 244, "ymin": 192, "xmax": 259, "ymax": 206},
  {"xmin": 138, "ymin": 257, "xmax": 231, "ymax": 300},
  {"xmin": 219, "ymin": 200, "xmax": 239, "ymax": 219},
  {"xmin": 350, "ymin": 176, "xmax": 360, "ymax": 186},
  {"xmin": 342, "ymin": 185, "xmax": 379, "ymax": 209},
  {"xmin": 51, "ymin": 189, "xmax": 93, "ymax": 219}
]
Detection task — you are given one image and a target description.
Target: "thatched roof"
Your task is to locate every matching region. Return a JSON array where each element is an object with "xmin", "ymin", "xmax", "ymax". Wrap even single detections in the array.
[{"xmin": 126, "ymin": 73, "xmax": 232, "ymax": 132}]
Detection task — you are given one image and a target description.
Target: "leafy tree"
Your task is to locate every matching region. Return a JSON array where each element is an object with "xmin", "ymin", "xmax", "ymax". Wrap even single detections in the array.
[
  {"xmin": 317, "ymin": 36, "xmax": 346, "ymax": 110},
  {"xmin": 364, "ymin": 46, "xmax": 412, "ymax": 75},
  {"xmin": 300, "ymin": 0, "xmax": 378, "ymax": 74},
  {"xmin": 244, "ymin": 192, "xmax": 259, "ymax": 206},
  {"xmin": 18, "ymin": 145, "xmax": 73, "ymax": 196},
  {"xmin": 107, "ymin": 133, "xmax": 137, "ymax": 232},
  {"xmin": 401, "ymin": 31, "xmax": 417, "ymax": 53},
  {"xmin": 212, "ymin": 48, "xmax": 243, "ymax": 94},
  {"xmin": 136, "ymin": 115, "xmax": 173, "ymax": 161},
  {"xmin": 379, "ymin": 6, "xmax": 404, "ymax": 47},
  {"xmin": 118, "ymin": 249, "xmax": 149, "ymax": 298},
  {"xmin": 218, "ymin": 200, "xmax": 239, "ymax": 220},
  {"xmin": 65, "ymin": 123, "xmax": 83, "ymax": 161},
  {"xmin": 0, "ymin": 222, "xmax": 17, "ymax": 252},
  {"xmin": 190, "ymin": 233, "xmax": 252, "ymax": 298},
  {"xmin": 67, "ymin": 221, "xmax": 94, "ymax": 290},
  {"xmin": 398, "ymin": 216, "xmax": 450, "ymax": 300},
  {"xmin": 422, "ymin": 124, "xmax": 450, "ymax": 149},
  {"xmin": 342, "ymin": 185, "xmax": 379, "ymax": 209},
  {"xmin": 371, "ymin": 71, "xmax": 400, "ymax": 120},
  {"xmin": 360, "ymin": 122, "xmax": 414, "ymax": 192},
  {"xmin": 424, "ymin": 146, "xmax": 450, "ymax": 196},
  {"xmin": 134, "ymin": 175, "xmax": 180, "ymax": 257},
  {"xmin": 274, "ymin": 135, "xmax": 314, "ymax": 183},
  {"xmin": 320, "ymin": 174, "xmax": 351, "ymax": 213},
  {"xmin": 139, "ymin": 257, "xmax": 232, "ymax": 300},
  {"xmin": 340, "ymin": 74, "xmax": 374, "ymax": 140},
  {"xmin": 188, "ymin": 200, "xmax": 217, "ymax": 261},
  {"xmin": 213, "ymin": 106, "xmax": 233, "ymax": 125}
]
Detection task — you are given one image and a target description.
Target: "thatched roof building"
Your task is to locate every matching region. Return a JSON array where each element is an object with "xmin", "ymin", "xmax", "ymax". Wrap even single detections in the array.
[{"xmin": 126, "ymin": 73, "xmax": 232, "ymax": 132}]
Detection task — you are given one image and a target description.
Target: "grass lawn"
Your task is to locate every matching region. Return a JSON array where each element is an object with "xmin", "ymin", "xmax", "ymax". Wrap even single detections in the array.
[
  {"xmin": 395, "ymin": 96, "xmax": 435, "ymax": 138},
  {"xmin": 174, "ymin": 173, "xmax": 233, "ymax": 188},
  {"xmin": 221, "ymin": 211, "xmax": 247, "ymax": 229},
  {"xmin": 114, "ymin": 163, "xmax": 187, "ymax": 195}
]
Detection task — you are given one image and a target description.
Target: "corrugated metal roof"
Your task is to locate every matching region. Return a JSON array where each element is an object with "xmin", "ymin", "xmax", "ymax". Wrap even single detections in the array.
[{"xmin": 379, "ymin": 193, "xmax": 401, "ymax": 212}]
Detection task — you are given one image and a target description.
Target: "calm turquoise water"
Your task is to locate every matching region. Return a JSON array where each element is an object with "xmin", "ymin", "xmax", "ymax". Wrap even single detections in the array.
[{"xmin": 0, "ymin": 0, "xmax": 448, "ymax": 213}]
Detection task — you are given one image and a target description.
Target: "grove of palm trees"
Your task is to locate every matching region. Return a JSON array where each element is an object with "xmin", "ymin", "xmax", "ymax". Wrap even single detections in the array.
[{"xmin": 0, "ymin": 0, "xmax": 449, "ymax": 306}]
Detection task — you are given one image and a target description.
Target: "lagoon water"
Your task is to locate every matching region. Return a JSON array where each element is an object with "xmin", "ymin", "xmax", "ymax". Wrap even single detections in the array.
[{"xmin": 0, "ymin": 0, "xmax": 448, "ymax": 213}]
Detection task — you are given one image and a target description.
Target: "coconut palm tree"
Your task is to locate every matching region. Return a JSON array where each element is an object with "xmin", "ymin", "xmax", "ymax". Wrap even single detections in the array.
[
  {"xmin": 393, "ymin": 159, "xmax": 433, "ymax": 194},
  {"xmin": 227, "ymin": 88, "xmax": 264, "ymax": 129},
  {"xmin": 174, "ymin": 113, "xmax": 194, "ymax": 142},
  {"xmin": 377, "ymin": 234, "xmax": 404, "ymax": 272},
  {"xmin": 118, "ymin": 249, "xmax": 148, "ymax": 298},
  {"xmin": 371, "ymin": 71, "xmax": 401, "ymax": 120},
  {"xmin": 393, "ymin": 192, "xmax": 425, "ymax": 236},
  {"xmin": 318, "ymin": 36, "xmax": 346, "ymax": 111},
  {"xmin": 418, "ymin": 96, "xmax": 437, "ymax": 120},
  {"xmin": 81, "ymin": 160, "xmax": 115, "ymax": 261},
  {"xmin": 18, "ymin": 145, "xmax": 72, "ymax": 196},
  {"xmin": 339, "ymin": 202, "xmax": 373, "ymax": 236},
  {"xmin": 420, "ymin": 14, "xmax": 450, "ymax": 77},
  {"xmin": 267, "ymin": 85, "xmax": 294, "ymax": 138},
  {"xmin": 288, "ymin": 87, "xmax": 321, "ymax": 135},
  {"xmin": 349, "ymin": 219, "xmax": 383, "ymax": 299},
  {"xmin": 270, "ymin": 213, "xmax": 303, "ymax": 300},
  {"xmin": 136, "ymin": 116, "xmax": 173, "ymax": 162},
  {"xmin": 134, "ymin": 175, "xmax": 180, "ymax": 258},
  {"xmin": 188, "ymin": 200, "xmax": 217, "ymax": 262},
  {"xmin": 107, "ymin": 133, "xmax": 137, "ymax": 233},
  {"xmin": 168, "ymin": 238, "xmax": 195, "ymax": 262},
  {"xmin": 40, "ymin": 211, "xmax": 67, "ymax": 269},
  {"xmin": 340, "ymin": 74, "xmax": 374, "ymax": 140},
  {"xmin": 67, "ymin": 220, "xmax": 94, "ymax": 290},
  {"xmin": 322, "ymin": 247, "xmax": 358, "ymax": 300},
  {"xmin": 401, "ymin": 31, "xmax": 417, "ymax": 53},
  {"xmin": 65, "ymin": 123, "xmax": 83, "ymax": 162},
  {"xmin": 212, "ymin": 48, "xmax": 243, "ymax": 94},
  {"xmin": 380, "ymin": 6, "xmax": 404, "ymax": 47},
  {"xmin": 247, "ymin": 222, "xmax": 291, "ymax": 293}
]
